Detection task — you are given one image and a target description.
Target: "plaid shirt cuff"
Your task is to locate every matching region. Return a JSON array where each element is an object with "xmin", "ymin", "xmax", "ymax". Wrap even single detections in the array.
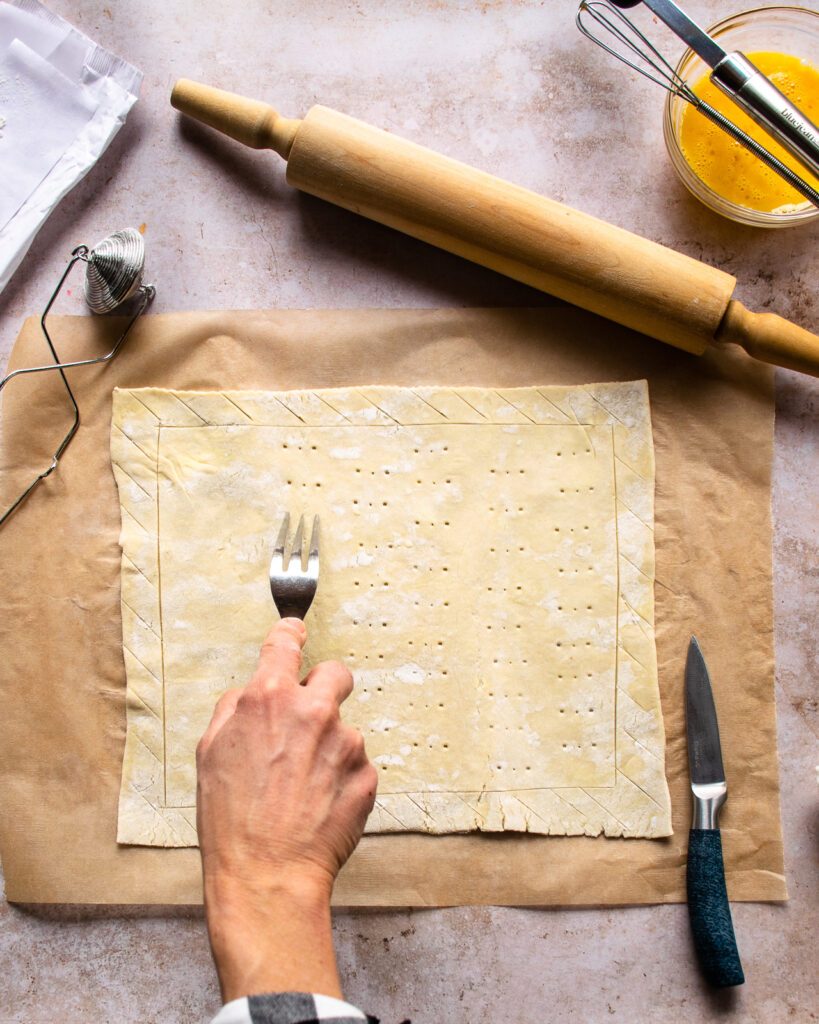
[{"xmin": 211, "ymin": 991, "xmax": 378, "ymax": 1024}]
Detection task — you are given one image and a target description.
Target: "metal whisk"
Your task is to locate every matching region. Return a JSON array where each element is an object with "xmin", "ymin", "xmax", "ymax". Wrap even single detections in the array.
[{"xmin": 576, "ymin": 0, "xmax": 819, "ymax": 209}]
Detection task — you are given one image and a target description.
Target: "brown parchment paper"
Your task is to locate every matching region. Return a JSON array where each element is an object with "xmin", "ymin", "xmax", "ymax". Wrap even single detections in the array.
[{"xmin": 0, "ymin": 306, "xmax": 785, "ymax": 905}]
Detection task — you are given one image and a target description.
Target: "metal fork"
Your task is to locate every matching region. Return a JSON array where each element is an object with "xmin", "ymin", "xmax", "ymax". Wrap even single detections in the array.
[{"xmin": 269, "ymin": 512, "xmax": 320, "ymax": 620}]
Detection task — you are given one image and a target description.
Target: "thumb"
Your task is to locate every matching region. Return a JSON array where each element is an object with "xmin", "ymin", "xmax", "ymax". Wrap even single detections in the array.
[{"xmin": 254, "ymin": 617, "xmax": 307, "ymax": 686}]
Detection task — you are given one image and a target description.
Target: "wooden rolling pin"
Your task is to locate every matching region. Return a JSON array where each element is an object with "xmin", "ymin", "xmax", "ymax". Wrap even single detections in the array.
[{"xmin": 171, "ymin": 79, "xmax": 819, "ymax": 377}]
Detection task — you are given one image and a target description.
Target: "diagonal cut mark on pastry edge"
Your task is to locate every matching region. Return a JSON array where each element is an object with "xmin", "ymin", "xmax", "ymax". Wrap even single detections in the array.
[{"xmin": 111, "ymin": 383, "xmax": 672, "ymax": 847}]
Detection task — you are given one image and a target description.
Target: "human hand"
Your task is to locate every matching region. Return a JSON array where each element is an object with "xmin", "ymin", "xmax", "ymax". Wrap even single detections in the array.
[{"xmin": 196, "ymin": 618, "xmax": 377, "ymax": 1001}]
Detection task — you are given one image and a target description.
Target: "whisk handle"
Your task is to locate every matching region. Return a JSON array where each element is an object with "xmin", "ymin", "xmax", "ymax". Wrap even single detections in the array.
[
  {"xmin": 712, "ymin": 53, "xmax": 819, "ymax": 180},
  {"xmin": 717, "ymin": 300, "xmax": 819, "ymax": 378},
  {"xmin": 693, "ymin": 101, "xmax": 819, "ymax": 209}
]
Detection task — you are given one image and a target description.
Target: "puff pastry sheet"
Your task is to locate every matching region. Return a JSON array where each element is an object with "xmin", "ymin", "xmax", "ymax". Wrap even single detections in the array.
[{"xmin": 112, "ymin": 383, "xmax": 671, "ymax": 846}]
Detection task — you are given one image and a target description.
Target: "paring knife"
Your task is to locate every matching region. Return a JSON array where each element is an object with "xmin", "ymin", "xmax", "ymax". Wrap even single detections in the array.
[
  {"xmin": 685, "ymin": 636, "xmax": 745, "ymax": 988},
  {"xmin": 613, "ymin": 0, "xmax": 819, "ymax": 179}
]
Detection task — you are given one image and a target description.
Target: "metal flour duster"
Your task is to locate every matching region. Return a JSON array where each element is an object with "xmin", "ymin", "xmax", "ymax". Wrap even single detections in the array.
[{"xmin": 0, "ymin": 228, "xmax": 155, "ymax": 526}]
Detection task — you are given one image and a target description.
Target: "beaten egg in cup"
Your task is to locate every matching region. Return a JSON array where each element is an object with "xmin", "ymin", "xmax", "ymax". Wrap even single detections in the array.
[{"xmin": 664, "ymin": 6, "xmax": 819, "ymax": 228}]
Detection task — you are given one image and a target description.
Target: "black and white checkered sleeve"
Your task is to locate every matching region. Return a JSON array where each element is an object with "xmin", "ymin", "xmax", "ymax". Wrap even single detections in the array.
[{"xmin": 210, "ymin": 991, "xmax": 381, "ymax": 1024}]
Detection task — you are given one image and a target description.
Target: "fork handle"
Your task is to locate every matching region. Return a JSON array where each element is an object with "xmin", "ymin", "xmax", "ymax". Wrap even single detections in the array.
[{"xmin": 272, "ymin": 602, "xmax": 304, "ymax": 620}]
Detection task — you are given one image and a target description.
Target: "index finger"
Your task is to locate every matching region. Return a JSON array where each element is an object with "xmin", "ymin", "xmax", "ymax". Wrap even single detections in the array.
[{"xmin": 252, "ymin": 617, "xmax": 307, "ymax": 687}]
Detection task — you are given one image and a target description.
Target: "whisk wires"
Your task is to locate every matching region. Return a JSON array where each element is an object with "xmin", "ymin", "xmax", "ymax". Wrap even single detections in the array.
[
  {"xmin": 576, "ymin": 0, "xmax": 819, "ymax": 209},
  {"xmin": 577, "ymin": 0, "xmax": 696, "ymax": 100}
]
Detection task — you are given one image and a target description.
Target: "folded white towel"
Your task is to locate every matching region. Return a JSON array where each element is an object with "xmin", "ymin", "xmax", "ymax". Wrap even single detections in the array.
[{"xmin": 0, "ymin": 0, "xmax": 142, "ymax": 293}]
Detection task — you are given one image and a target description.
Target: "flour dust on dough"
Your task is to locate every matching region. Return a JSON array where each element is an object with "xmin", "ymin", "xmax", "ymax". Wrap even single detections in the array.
[{"xmin": 112, "ymin": 383, "xmax": 671, "ymax": 847}]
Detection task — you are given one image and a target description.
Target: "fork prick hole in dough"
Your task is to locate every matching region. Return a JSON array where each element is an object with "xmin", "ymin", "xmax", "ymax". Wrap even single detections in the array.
[{"xmin": 113, "ymin": 382, "xmax": 670, "ymax": 844}]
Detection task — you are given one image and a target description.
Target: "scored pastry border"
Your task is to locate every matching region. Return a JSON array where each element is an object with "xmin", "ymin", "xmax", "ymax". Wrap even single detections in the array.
[{"xmin": 111, "ymin": 384, "xmax": 671, "ymax": 846}]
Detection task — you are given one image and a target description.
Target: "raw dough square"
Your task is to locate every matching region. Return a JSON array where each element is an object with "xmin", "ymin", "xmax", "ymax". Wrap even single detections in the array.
[{"xmin": 112, "ymin": 384, "xmax": 671, "ymax": 846}]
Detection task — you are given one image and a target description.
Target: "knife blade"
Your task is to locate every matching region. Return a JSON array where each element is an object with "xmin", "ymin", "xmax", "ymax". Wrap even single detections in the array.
[{"xmin": 685, "ymin": 636, "xmax": 744, "ymax": 988}]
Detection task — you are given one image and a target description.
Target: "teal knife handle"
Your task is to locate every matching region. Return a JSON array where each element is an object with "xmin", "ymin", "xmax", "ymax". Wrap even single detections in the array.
[{"xmin": 687, "ymin": 829, "xmax": 745, "ymax": 987}]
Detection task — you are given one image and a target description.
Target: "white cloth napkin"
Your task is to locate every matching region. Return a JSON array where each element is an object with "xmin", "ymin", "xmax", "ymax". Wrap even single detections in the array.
[{"xmin": 0, "ymin": 0, "xmax": 142, "ymax": 293}]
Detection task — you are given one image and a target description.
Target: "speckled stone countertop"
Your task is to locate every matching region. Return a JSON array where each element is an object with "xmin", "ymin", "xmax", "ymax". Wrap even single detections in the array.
[{"xmin": 0, "ymin": 2, "xmax": 816, "ymax": 1022}]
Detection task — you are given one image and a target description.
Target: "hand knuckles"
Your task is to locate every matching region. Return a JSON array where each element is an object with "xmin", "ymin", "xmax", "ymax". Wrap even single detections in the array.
[
  {"xmin": 314, "ymin": 660, "xmax": 353, "ymax": 688},
  {"xmin": 259, "ymin": 631, "xmax": 302, "ymax": 666},
  {"xmin": 344, "ymin": 728, "xmax": 366, "ymax": 760},
  {"xmin": 239, "ymin": 686, "xmax": 288, "ymax": 721},
  {"xmin": 259, "ymin": 639, "xmax": 294, "ymax": 667},
  {"xmin": 237, "ymin": 687, "xmax": 264, "ymax": 711},
  {"xmin": 332, "ymin": 661, "xmax": 354, "ymax": 687},
  {"xmin": 304, "ymin": 693, "xmax": 339, "ymax": 724},
  {"xmin": 247, "ymin": 667, "xmax": 269, "ymax": 690},
  {"xmin": 259, "ymin": 639, "xmax": 278, "ymax": 660},
  {"xmin": 255, "ymin": 675, "xmax": 281, "ymax": 696}
]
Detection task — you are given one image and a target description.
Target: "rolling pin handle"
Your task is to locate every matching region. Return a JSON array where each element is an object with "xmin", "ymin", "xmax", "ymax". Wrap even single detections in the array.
[
  {"xmin": 171, "ymin": 79, "xmax": 301, "ymax": 159},
  {"xmin": 716, "ymin": 300, "xmax": 819, "ymax": 378},
  {"xmin": 168, "ymin": 80, "xmax": 819, "ymax": 378}
]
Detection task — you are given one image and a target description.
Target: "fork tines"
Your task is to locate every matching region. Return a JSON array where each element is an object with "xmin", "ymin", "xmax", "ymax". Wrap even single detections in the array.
[
  {"xmin": 269, "ymin": 512, "xmax": 320, "ymax": 621},
  {"xmin": 272, "ymin": 512, "xmax": 320, "ymax": 574}
]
